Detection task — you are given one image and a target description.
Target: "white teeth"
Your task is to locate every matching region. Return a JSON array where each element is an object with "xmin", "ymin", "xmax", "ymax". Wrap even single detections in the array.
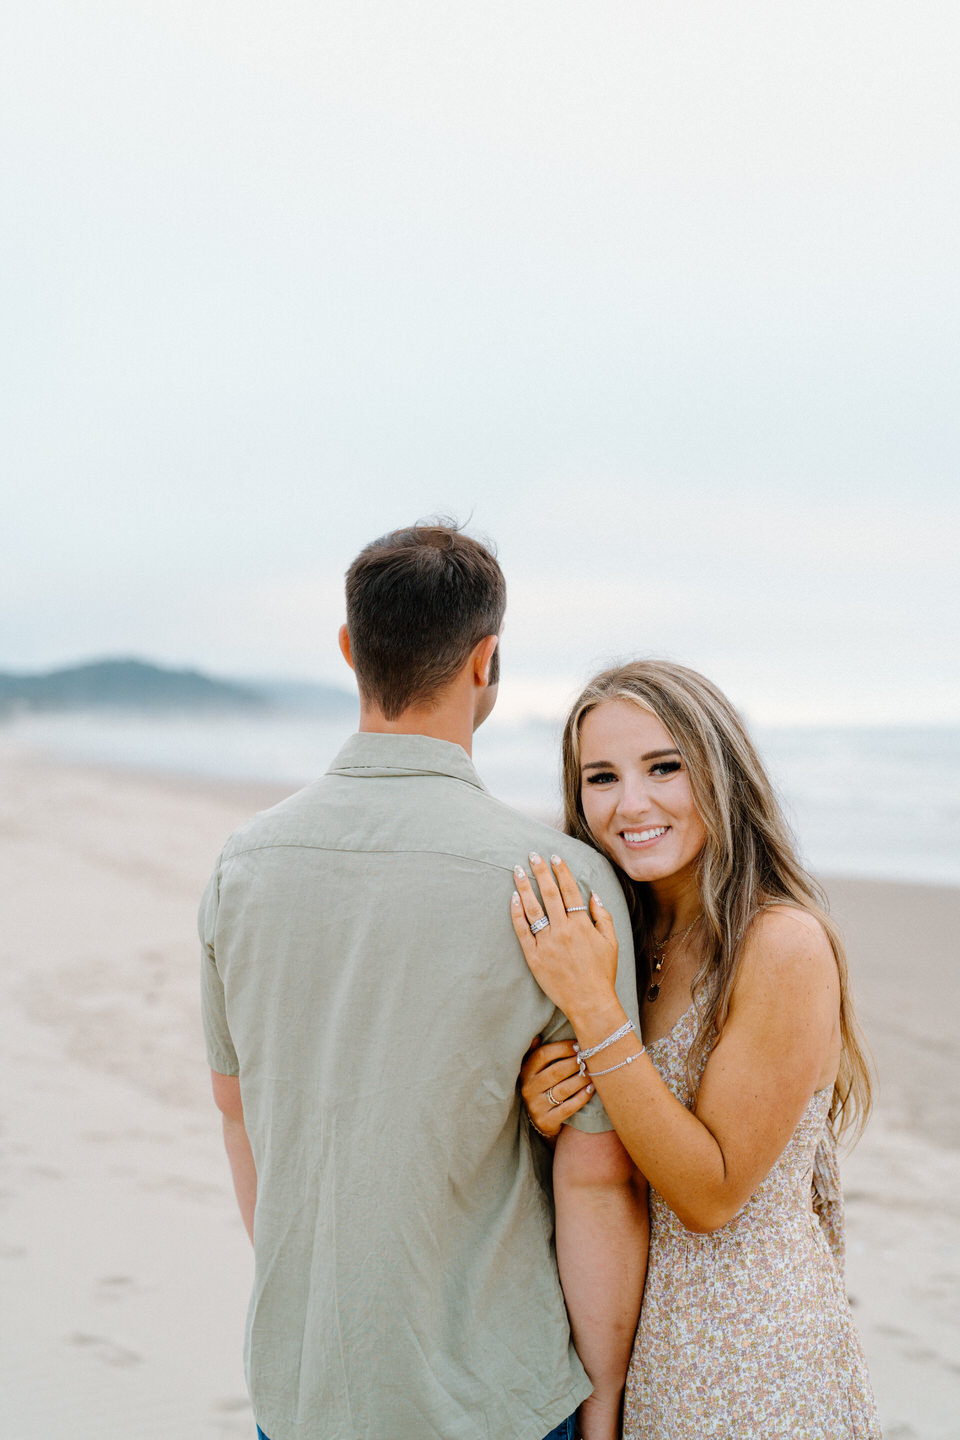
[{"xmin": 623, "ymin": 827, "xmax": 667, "ymax": 843}]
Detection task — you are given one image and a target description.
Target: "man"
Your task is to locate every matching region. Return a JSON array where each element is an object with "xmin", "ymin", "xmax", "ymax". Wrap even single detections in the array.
[{"xmin": 200, "ymin": 522, "xmax": 645, "ymax": 1440}]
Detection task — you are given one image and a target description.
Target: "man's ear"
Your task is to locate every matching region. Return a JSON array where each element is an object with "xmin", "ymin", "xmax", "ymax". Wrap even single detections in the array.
[
  {"xmin": 473, "ymin": 633, "xmax": 499, "ymax": 687},
  {"xmin": 338, "ymin": 624, "xmax": 355, "ymax": 672}
]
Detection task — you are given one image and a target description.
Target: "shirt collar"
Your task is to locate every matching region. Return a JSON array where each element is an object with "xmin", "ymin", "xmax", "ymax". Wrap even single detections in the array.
[{"xmin": 327, "ymin": 731, "xmax": 487, "ymax": 791}]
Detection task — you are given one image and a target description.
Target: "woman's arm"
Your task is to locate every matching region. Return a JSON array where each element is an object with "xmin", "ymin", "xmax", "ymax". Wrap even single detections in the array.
[
  {"xmin": 512, "ymin": 856, "xmax": 841, "ymax": 1233},
  {"xmin": 553, "ymin": 1127, "xmax": 648, "ymax": 1440}
]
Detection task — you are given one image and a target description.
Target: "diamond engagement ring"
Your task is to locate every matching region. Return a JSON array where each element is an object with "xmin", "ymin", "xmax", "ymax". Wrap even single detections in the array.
[
  {"xmin": 546, "ymin": 1087, "xmax": 560, "ymax": 1106},
  {"xmin": 529, "ymin": 915, "xmax": 550, "ymax": 934}
]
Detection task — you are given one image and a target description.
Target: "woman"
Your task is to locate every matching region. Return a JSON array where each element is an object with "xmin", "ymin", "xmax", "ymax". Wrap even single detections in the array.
[{"xmin": 511, "ymin": 661, "xmax": 880, "ymax": 1438}]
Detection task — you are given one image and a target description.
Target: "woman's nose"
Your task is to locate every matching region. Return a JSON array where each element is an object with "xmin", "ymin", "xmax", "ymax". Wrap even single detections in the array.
[{"xmin": 616, "ymin": 781, "xmax": 652, "ymax": 819}]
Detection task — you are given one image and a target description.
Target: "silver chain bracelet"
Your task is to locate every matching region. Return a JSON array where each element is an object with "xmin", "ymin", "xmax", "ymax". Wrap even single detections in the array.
[
  {"xmin": 576, "ymin": 1019, "xmax": 635, "ymax": 1060},
  {"xmin": 574, "ymin": 1019, "xmax": 636, "ymax": 1074},
  {"xmin": 587, "ymin": 1045, "xmax": 646, "ymax": 1078}
]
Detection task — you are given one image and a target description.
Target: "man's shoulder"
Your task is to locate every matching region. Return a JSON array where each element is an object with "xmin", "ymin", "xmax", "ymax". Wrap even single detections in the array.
[
  {"xmin": 212, "ymin": 770, "xmax": 616, "ymax": 891},
  {"xmin": 469, "ymin": 790, "xmax": 617, "ymax": 885},
  {"xmin": 216, "ymin": 780, "xmax": 327, "ymax": 861}
]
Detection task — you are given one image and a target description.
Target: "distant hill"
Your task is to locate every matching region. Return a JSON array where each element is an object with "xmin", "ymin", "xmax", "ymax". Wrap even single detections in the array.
[
  {"xmin": 0, "ymin": 659, "xmax": 266, "ymax": 715},
  {"xmin": 0, "ymin": 658, "xmax": 359, "ymax": 718}
]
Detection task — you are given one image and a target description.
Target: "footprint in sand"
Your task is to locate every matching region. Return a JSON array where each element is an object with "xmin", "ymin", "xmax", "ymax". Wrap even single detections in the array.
[
  {"xmin": 899, "ymin": 1342, "xmax": 937, "ymax": 1363},
  {"xmin": 212, "ymin": 1397, "xmax": 254, "ymax": 1437},
  {"xmin": 96, "ymin": 1273, "xmax": 144, "ymax": 1301},
  {"xmin": 27, "ymin": 1163, "xmax": 66, "ymax": 1180},
  {"xmin": 140, "ymin": 1173, "xmax": 222, "ymax": 1202},
  {"xmin": 67, "ymin": 1332, "xmax": 143, "ymax": 1366}
]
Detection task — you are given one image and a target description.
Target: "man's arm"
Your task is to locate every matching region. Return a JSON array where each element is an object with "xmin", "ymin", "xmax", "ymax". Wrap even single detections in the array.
[
  {"xmin": 553, "ymin": 1126, "xmax": 648, "ymax": 1440},
  {"xmin": 211, "ymin": 1070, "xmax": 257, "ymax": 1244}
]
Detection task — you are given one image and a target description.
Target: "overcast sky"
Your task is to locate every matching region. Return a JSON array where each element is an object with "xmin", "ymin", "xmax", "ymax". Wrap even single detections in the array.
[{"xmin": 3, "ymin": 1, "xmax": 958, "ymax": 723}]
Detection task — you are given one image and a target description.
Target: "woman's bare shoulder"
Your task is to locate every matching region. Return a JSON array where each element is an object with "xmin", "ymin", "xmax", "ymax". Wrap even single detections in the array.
[{"xmin": 735, "ymin": 903, "xmax": 839, "ymax": 1005}]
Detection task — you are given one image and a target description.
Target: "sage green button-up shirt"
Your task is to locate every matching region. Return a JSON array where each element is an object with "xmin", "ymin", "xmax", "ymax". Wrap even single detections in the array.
[{"xmin": 201, "ymin": 732, "xmax": 639, "ymax": 1440}]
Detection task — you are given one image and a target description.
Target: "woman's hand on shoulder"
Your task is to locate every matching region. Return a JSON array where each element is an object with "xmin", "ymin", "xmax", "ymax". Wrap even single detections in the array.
[
  {"xmin": 520, "ymin": 1036, "xmax": 595, "ymax": 1142},
  {"xmin": 510, "ymin": 852, "xmax": 620, "ymax": 1027}
]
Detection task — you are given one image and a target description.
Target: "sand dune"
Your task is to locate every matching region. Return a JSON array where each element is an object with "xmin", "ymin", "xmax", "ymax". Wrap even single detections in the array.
[{"xmin": 1, "ymin": 746, "xmax": 958, "ymax": 1438}]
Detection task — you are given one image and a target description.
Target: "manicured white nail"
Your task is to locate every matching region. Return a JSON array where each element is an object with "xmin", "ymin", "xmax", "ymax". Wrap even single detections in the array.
[
  {"xmin": 511, "ymin": 891, "xmax": 521, "ymax": 906},
  {"xmin": 586, "ymin": 1084, "xmax": 594, "ymax": 1095},
  {"xmin": 514, "ymin": 865, "xmax": 526, "ymax": 879},
  {"xmin": 593, "ymin": 893, "xmax": 604, "ymax": 908},
  {"xmin": 529, "ymin": 852, "xmax": 541, "ymax": 864},
  {"xmin": 551, "ymin": 854, "xmax": 562, "ymax": 866}
]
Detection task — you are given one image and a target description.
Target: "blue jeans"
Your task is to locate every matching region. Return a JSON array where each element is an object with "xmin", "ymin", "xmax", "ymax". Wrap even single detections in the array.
[
  {"xmin": 543, "ymin": 1416, "xmax": 577, "ymax": 1440},
  {"xmin": 258, "ymin": 1417, "xmax": 575, "ymax": 1440}
]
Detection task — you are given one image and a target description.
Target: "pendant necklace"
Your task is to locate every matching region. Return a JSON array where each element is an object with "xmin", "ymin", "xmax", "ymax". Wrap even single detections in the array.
[{"xmin": 647, "ymin": 913, "xmax": 702, "ymax": 1002}]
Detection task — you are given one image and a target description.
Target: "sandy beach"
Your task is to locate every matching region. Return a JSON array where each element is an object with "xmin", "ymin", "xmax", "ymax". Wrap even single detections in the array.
[{"xmin": 1, "ymin": 745, "xmax": 958, "ymax": 1440}]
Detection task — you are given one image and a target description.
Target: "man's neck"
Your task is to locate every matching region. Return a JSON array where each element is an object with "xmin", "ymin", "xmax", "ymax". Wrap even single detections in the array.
[{"xmin": 356, "ymin": 701, "xmax": 476, "ymax": 755}]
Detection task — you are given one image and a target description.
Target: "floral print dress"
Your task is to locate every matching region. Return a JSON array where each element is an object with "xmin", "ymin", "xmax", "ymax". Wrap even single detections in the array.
[{"xmin": 622, "ymin": 1005, "xmax": 881, "ymax": 1439}]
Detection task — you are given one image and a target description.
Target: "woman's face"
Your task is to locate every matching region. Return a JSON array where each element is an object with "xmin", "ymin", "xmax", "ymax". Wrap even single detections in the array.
[{"xmin": 578, "ymin": 699, "xmax": 708, "ymax": 886}]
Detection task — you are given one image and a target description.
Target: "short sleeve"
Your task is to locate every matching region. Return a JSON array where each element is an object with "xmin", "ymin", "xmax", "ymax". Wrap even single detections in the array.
[
  {"xmin": 199, "ymin": 861, "xmax": 239, "ymax": 1076},
  {"xmin": 545, "ymin": 854, "xmax": 640, "ymax": 1134}
]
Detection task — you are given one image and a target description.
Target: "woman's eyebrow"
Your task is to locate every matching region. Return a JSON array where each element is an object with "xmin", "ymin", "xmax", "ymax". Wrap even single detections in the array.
[{"xmin": 581, "ymin": 748, "xmax": 680, "ymax": 772}]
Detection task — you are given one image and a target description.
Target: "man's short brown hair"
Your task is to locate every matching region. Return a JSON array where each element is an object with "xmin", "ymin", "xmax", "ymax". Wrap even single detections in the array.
[{"xmin": 345, "ymin": 521, "xmax": 506, "ymax": 719}]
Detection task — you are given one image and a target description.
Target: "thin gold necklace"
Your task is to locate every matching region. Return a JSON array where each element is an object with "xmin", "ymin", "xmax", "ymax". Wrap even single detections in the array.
[{"xmin": 647, "ymin": 913, "xmax": 702, "ymax": 1002}]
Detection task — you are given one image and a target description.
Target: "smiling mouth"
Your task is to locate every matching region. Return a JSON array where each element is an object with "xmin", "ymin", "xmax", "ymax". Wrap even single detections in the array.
[{"xmin": 621, "ymin": 826, "xmax": 669, "ymax": 846}]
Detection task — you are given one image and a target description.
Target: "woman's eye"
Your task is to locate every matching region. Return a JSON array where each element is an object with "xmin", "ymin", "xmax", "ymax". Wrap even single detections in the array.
[
  {"xmin": 584, "ymin": 771, "xmax": 618, "ymax": 786},
  {"xmin": 650, "ymin": 760, "xmax": 681, "ymax": 777}
]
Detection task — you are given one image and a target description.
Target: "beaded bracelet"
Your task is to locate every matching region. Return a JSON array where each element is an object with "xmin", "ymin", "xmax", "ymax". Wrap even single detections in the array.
[{"xmin": 587, "ymin": 1045, "xmax": 645, "ymax": 1078}]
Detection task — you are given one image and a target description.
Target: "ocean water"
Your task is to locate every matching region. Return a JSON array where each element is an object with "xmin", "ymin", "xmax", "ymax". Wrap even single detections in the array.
[{"xmin": 3, "ymin": 710, "xmax": 958, "ymax": 886}]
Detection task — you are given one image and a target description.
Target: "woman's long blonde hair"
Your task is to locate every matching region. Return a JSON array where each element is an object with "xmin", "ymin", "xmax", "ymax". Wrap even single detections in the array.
[{"xmin": 561, "ymin": 659, "xmax": 872, "ymax": 1141}]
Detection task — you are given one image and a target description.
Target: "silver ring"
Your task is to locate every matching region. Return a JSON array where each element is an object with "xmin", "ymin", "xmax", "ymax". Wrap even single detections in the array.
[
  {"xmin": 546, "ymin": 1086, "xmax": 560, "ymax": 1107},
  {"xmin": 529, "ymin": 915, "xmax": 550, "ymax": 935},
  {"xmin": 565, "ymin": 905, "xmax": 588, "ymax": 914}
]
